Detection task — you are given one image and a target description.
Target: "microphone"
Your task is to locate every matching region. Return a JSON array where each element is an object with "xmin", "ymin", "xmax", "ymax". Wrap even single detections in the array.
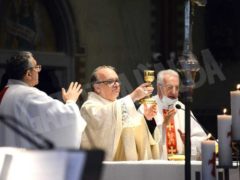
[
  {"xmin": 0, "ymin": 115, "xmax": 54, "ymax": 149},
  {"xmin": 175, "ymin": 104, "xmax": 216, "ymax": 140}
]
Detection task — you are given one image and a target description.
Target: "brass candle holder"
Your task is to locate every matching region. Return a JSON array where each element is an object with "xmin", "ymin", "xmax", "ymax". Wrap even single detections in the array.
[{"xmin": 140, "ymin": 70, "xmax": 156, "ymax": 104}]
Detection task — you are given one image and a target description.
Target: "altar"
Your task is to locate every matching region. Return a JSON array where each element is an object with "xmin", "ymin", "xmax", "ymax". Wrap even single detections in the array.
[
  {"xmin": 101, "ymin": 160, "xmax": 239, "ymax": 180},
  {"xmin": 0, "ymin": 148, "xmax": 239, "ymax": 180}
]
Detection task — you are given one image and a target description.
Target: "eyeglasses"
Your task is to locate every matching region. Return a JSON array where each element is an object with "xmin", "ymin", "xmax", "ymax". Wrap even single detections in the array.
[
  {"xmin": 159, "ymin": 84, "xmax": 179, "ymax": 92},
  {"xmin": 95, "ymin": 79, "xmax": 121, "ymax": 87},
  {"xmin": 30, "ymin": 65, "xmax": 42, "ymax": 72}
]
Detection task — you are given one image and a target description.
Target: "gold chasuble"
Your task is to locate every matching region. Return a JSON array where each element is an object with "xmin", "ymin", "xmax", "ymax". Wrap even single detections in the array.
[
  {"xmin": 114, "ymin": 118, "xmax": 160, "ymax": 161},
  {"xmin": 81, "ymin": 92, "xmax": 160, "ymax": 161}
]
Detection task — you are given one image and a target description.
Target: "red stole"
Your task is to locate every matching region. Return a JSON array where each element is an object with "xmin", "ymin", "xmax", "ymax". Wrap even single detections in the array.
[
  {"xmin": 163, "ymin": 109, "xmax": 178, "ymax": 155},
  {"xmin": 0, "ymin": 86, "xmax": 9, "ymax": 104}
]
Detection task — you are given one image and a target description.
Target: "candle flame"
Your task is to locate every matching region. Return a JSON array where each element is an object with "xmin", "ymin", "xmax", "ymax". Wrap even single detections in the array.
[
  {"xmin": 223, "ymin": 108, "xmax": 227, "ymax": 114},
  {"xmin": 237, "ymin": 84, "xmax": 240, "ymax": 90}
]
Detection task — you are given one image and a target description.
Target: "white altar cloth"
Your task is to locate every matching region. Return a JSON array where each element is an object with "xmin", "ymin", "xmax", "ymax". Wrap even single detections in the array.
[{"xmin": 102, "ymin": 160, "xmax": 239, "ymax": 180}]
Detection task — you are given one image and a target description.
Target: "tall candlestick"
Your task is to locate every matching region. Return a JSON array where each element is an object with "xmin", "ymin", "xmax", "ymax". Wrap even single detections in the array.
[
  {"xmin": 217, "ymin": 109, "xmax": 232, "ymax": 167},
  {"xmin": 230, "ymin": 84, "xmax": 240, "ymax": 141},
  {"xmin": 201, "ymin": 140, "xmax": 216, "ymax": 180}
]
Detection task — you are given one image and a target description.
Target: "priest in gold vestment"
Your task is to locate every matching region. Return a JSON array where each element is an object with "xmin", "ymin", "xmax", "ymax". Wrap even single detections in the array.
[{"xmin": 80, "ymin": 66, "xmax": 160, "ymax": 160}]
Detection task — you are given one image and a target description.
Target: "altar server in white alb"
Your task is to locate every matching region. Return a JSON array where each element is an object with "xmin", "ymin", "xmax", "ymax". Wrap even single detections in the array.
[
  {"xmin": 0, "ymin": 51, "xmax": 86, "ymax": 149},
  {"xmin": 140, "ymin": 69, "xmax": 208, "ymax": 160},
  {"xmin": 80, "ymin": 65, "xmax": 160, "ymax": 161}
]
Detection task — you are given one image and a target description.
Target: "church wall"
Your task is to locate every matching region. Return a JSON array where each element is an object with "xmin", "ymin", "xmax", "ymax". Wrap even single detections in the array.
[{"xmin": 69, "ymin": 0, "xmax": 152, "ymax": 94}]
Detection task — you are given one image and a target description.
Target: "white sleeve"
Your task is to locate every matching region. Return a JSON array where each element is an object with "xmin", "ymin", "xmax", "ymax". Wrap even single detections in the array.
[
  {"xmin": 190, "ymin": 112, "xmax": 208, "ymax": 153},
  {"xmin": 18, "ymin": 88, "xmax": 86, "ymax": 149}
]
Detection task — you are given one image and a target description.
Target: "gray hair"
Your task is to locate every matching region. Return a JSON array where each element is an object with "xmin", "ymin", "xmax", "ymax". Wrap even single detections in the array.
[{"xmin": 157, "ymin": 69, "xmax": 179, "ymax": 85}]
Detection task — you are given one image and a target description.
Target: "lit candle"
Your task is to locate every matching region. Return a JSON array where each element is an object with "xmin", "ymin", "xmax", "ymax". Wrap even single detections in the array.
[
  {"xmin": 217, "ymin": 108, "xmax": 232, "ymax": 167},
  {"xmin": 230, "ymin": 84, "xmax": 240, "ymax": 141},
  {"xmin": 201, "ymin": 140, "xmax": 216, "ymax": 180}
]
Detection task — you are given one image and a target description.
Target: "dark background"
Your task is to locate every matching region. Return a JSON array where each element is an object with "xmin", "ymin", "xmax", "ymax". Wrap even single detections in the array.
[{"xmin": 0, "ymin": 0, "xmax": 240, "ymax": 139}]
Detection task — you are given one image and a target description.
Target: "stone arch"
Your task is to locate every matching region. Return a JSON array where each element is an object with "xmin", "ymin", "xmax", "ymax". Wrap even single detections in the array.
[{"xmin": 0, "ymin": 0, "xmax": 84, "ymax": 96}]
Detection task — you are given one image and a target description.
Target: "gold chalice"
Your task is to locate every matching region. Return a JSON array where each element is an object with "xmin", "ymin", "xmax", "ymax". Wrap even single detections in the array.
[
  {"xmin": 140, "ymin": 70, "xmax": 156, "ymax": 104},
  {"xmin": 144, "ymin": 70, "xmax": 155, "ymax": 83}
]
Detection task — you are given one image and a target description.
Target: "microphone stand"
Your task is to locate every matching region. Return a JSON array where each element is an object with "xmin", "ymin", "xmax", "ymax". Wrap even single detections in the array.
[
  {"xmin": 0, "ymin": 115, "xmax": 54, "ymax": 149},
  {"xmin": 176, "ymin": 104, "xmax": 216, "ymax": 140}
]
